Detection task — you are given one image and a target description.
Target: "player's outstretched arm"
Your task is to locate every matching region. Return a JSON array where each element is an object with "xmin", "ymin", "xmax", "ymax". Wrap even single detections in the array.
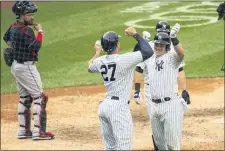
[
  {"xmin": 88, "ymin": 40, "xmax": 102, "ymax": 73},
  {"xmin": 170, "ymin": 23, "xmax": 184, "ymax": 61},
  {"xmin": 125, "ymin": 27, "xmax": 154, "ymax": 61}
]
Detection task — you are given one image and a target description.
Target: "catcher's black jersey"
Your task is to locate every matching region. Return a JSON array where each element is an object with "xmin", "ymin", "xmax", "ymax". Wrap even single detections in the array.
[{"xmin": 3, "ymin": 22, "xmax": 42, "ymax": 62}]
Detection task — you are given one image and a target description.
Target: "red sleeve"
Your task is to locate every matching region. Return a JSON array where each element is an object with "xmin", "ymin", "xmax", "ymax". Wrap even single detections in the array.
[{"xmin": 36, "ymin": 31, "xmax": 43, "ymax": 43}]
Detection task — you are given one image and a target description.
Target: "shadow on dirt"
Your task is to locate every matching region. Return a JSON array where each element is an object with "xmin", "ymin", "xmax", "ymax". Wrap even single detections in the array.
[
  {"xmin": 53, "ymin": 125, "xmax": 102, "ymax": 143},
  {"xmin": 185, "ymin": 108, "xmax": 224, "ymax": 117}
]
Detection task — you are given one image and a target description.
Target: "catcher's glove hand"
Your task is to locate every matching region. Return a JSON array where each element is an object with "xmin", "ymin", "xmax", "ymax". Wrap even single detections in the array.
[
  {"xmin": 3, "ymin": 48, "xmax": 14, "ymax": 67},
  {"xmin": 133, "ymin": 90, "xmax": 142, "ymax": 105},
  {"xmin": 182, "ymin": 90, "xmax": 190, "ymax": 104}
]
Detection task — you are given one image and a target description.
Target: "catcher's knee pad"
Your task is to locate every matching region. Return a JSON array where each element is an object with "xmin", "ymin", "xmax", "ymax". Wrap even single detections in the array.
[
  {"xmin": 18, "ymin": 95, "xmax": 33, "ymax": 131},
  {"xmin": 33, "ymin": 93, "xmax": 48, "ymax": 133}
]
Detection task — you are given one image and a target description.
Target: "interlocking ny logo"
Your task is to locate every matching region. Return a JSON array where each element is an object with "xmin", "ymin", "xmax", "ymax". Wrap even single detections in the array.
[
  {"xmin": 155, "ymin": 60, "xmax": 164, "ymax": 71},
  {"xmin": 158, "ymin": 35, "xmax": 162, "ymax": 40},
  {"xmin": 162, "ymin": 24, "xmax": 167, "ymax": 29}
]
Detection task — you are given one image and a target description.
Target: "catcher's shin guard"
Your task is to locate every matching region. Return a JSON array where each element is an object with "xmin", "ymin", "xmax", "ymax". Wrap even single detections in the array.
[
  {"xmin": 32, "ymin": 94, "xmax": 54, "ymax": 140},
  {"xmin": 18, "ymin": 95, "xmax": 33, "ymax": 139}
]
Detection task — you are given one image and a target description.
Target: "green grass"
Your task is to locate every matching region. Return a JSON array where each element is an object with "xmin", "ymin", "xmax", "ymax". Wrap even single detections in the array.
[
  {"xmin": 139, "ymin": 19, "xmax": 210, "ymax": 27},
  {"xmin": 1, "ymin": 2, "xmax": 224, "ymax": 94}
]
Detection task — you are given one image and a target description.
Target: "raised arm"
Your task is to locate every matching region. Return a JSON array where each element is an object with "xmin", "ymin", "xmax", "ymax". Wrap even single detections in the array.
[
  {"xmin": 88, "ymin": 40, "xmax": 102, "ymax": 73},
  {"xmin": 125, "ymin": 27, "xmax": 154, "ymax": 61},
  {"xmin": 170, "ymin": 23, "xmax": 184, "ymax": 61}
]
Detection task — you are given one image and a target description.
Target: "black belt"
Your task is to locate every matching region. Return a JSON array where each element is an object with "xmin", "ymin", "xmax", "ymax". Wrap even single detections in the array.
[
  {"xmin": 152, "ymin": 97, "xmax": 171, "ymax": 103},
  {"xmin": 110, "ymin": 96, "xmax": 130, "ymax": 104},
  {"xmin": 111, "ymin": 96, "xmax": 119, "ymax": 100},
  {"xmin": 16, "ymin": 60, "xmax": 35, "ymax": 64}
]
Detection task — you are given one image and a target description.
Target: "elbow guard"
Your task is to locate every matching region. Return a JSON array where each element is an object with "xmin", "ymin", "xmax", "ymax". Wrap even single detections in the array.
[
  {"xmin": 136, "ymin": 66, "xmax": 144, "ymax": 73},
  {"xmin": 178, "ymin": 67, "xmax": 184, "ymax": 72},
  {"xmin": 171, "ymin": 37, "xmax": 180, "ymax": 46}
]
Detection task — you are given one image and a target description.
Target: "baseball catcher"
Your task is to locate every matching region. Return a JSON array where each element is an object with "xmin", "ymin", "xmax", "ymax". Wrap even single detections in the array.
[{"xmin": 3, "ymin": 1, "xmax": 54, "ymax": 140}]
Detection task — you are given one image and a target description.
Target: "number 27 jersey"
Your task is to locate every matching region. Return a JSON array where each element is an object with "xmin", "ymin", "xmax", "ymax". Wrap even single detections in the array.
[{"xmin": 89, "ymin": 51, "xmax": 143, "ymax": 101}]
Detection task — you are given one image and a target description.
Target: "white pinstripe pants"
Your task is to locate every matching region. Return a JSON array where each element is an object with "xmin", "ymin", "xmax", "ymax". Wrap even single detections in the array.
[
  {"xmin": 98, "ymin": 98, "xmax": 133, "ymax": 150},
  {"xmin": 148, "ymin": 98, "xmax": 185, "ymax": 150}
]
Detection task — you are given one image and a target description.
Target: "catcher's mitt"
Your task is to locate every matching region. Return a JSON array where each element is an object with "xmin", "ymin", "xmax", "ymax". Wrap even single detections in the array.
[{"xmin": 3, "ymin": 48, "xmax": 14, "ymax": 67}]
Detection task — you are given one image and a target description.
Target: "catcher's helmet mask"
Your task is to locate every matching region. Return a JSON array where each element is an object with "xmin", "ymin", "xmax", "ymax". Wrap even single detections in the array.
[
  {"xmin": 101, "ymin": 31, "xmax": 121, "ymax": 53},
  {"xmin": 154, "ymin": 32, "xmax": 171, "ymax": 51},
  {"xmin": 12, "ymin": 1, "xmax": 37, "ymax": 16},
  {"xmin": 156, "ymin": 20, "xmax": 170, "ymax": 34}
]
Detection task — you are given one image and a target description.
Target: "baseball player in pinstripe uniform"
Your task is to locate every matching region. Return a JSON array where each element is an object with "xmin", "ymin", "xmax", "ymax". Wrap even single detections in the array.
[
  {"xmin": 88, "ymin": 27, "xmax": 154, "ymax": 150},
  {"xmin": 133, "ymin": 21, "xmax": 189, "ymax": 150},
  {"xmin": 146, "ymin": 31, "xmax": 187, "ymax": 150},
  {"xmin": 134, "ymin": 21, "xmax": 190, "ymax": 105}
]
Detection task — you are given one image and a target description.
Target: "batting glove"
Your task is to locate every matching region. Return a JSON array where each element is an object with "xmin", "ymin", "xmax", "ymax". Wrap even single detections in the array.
[
  {"xmin": 182, "ymin": 90, "xmax": 191, "ymax": 105},
  {"xmin": 133, "ymin": 90, "xmax": 142, "ymax": 105},
  {"xmin": 170, "ymin": 23, "xmax": 181, "ymax": 38},
  {"xmin": 142, "ymin": 31, "xmax": 151, "ymax": 41}
]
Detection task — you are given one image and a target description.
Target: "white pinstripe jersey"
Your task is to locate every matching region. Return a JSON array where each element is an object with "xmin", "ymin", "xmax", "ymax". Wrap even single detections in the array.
[
  {"xmin": 136, "ymin": 41, "xmax": 185, "ymax": 84},
  {"xmin": 147, "ymin": 51, "xmax": 183, "ymax": 99},
  {"xmin": 89, "ymin": 51, "xmax": 143, "ymax": 102}
]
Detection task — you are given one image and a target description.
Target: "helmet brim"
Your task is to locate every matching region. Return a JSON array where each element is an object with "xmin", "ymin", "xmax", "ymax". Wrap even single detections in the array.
[
  {"xmin": 156, "ymin": 28, "xmax": 170, "ymax": 33},
  {"xmin": 154, "ymin": 40, "xmax": 170, "ymax": 45}
]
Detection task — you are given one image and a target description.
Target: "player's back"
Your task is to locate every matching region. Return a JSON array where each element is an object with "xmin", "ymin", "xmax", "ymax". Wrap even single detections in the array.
[{"xmin": 92, "ymin": 51, "xmax": 143, "ymax": 102}]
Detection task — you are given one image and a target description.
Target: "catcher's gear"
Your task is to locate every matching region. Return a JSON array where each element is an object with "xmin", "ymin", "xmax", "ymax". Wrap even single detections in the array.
[
  {"xmin": 101, "ymin": 31, "xmax": 120, "ymax": 53},
  {"xmin": 18, "ymin": 95, "xmax": 33, "ymax": 138},
  {"xmin": 32, "ymin": 93, "xmax": 54, "ymax": 140},
  {"xmin": 143, "ymin": 31, "xmax": 151, "ymax": 41},
  {"xmin": 12, "ymin": 1, "xmax": 37, "ymax": 15},
  {"xmin": 155, "ymin": 20, "xmax": 170, "ymax": 34},
  {"xmin": 153, "ymin": 32, "xmax": 171, "ymax": 51},
  {"xmin": 182, "ymin": 90, "xmax": 190, "ymax": 104},
  {"xmin": 33, "ymin": 93, "xmax": 51, "ymax": 138},
  {"xmin": 3, "ymin": 48, "xmax": 14, "ymax": 67},
  {"xmin": 170, "ymin": 23, "xmax": 181, "ymax": 38},
  {"xmin": 217, "ymin": 1, "xmax": 225, "ymax": 20}
]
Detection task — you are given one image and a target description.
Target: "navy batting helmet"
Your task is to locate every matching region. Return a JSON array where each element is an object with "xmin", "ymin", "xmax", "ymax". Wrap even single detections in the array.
[
  {"xmin": 155, "ymin": 20, "xmax": 170, "ymax": 34},
  {"xmin": 12, "ymin": 1, "xmax": 37, "ymax": 15},
  {"xmin": 154, "ymin": 32, "xmax": 171, "ymax": 51},
  {"xmin": 217, "ymin": 1, "xmax": 225, "ymax": 20},
  {"xmin": 101, "ymin": 31, "xmax": 120, "ymax": 53}
]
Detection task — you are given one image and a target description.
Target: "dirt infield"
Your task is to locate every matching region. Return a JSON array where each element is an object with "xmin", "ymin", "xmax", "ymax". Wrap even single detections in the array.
[{"xmin": 1, "ymin": 78, "xmax": 224, "ymax": 150}]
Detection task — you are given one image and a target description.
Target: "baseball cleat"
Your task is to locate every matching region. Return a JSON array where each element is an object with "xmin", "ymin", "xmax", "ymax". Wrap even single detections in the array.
[
  {"xmin": 32, "ymin": 132, "xmax": 55, "ymax": 140},
  {"xmin": 17, "ymin": 131, "xmax": 32, "ymax": 139}
]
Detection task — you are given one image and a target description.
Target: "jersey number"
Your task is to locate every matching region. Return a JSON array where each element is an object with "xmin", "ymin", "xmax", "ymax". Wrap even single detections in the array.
[{"xmin": 100, "ymin": 64, "xmax": 116, "ymax": 82}]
